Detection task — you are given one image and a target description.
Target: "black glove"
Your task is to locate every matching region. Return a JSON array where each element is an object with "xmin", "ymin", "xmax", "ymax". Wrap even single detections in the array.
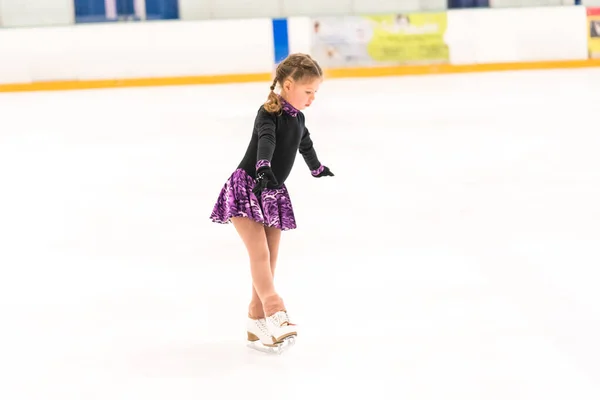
[
  {"xmin": 253, "ymin": 166, "xmax": 279, "ymax": 196},
  {"xmin": 312, "ymin": 165, "xmax": 334, "ymax": 178}
]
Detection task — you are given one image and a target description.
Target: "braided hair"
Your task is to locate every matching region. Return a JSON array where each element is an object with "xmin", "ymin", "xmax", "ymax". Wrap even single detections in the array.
[{"xmin": 264, "ymin": 53, "xmax": 323, "ymax": 113}]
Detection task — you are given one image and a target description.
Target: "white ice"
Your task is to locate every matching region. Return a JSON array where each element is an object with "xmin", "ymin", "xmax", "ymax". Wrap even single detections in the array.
[{"xmin": 1, "ymin": 68, "xmax": 600, "ymax": 400}]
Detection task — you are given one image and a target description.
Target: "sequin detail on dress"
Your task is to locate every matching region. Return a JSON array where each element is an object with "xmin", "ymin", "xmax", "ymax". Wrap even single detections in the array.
[{"xmin": 279, "ymin": 96, "xmax": 299, "ymax": 117}]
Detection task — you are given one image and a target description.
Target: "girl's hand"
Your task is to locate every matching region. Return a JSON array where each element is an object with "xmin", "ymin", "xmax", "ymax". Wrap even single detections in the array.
[
  {"xmin": 312, "ymin": 165, "xmax": 334, "ymax": 178},
  {"xmin": 253, "ymin": 166, "xmax": 279, "ymax": 195}
]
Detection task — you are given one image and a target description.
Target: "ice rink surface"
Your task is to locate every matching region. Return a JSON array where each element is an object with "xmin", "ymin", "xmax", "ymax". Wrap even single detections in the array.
[{"xmin": 1, "ymin": 68, "xmax": 600, "ymax": 399}]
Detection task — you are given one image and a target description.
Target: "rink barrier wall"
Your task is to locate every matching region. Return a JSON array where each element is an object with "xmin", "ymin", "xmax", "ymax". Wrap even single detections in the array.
[{"xmin": 0, "ymin": 6, "xmax": 598, "ymax": 93}]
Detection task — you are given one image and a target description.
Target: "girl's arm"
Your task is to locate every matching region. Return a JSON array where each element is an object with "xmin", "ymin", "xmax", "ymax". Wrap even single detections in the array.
[
  {"xmin": 255, "ymin": 110, "xmax": 277, "ymax": 169},
  {"xmin": 299, "ymin": 126, "xmax": 322, "ymax": 174}
]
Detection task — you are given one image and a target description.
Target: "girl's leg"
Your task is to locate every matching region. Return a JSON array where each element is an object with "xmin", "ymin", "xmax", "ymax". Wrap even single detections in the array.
[
  {"xmin": 231, "ymin": 217, "xmax": 284, "ymax": 316},
  {"xmin": 249, "ymin": 226, "xmax": 282, "ymax": 318},
  {"xmin": 265, "ymin": 225, "xmax": 282, "ymax": 275}
]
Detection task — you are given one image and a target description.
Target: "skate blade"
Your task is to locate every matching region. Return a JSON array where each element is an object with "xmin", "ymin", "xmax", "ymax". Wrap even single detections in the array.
[{"xmin": 247, "ymin": 335, "xmax": 296, "ymax": 355}]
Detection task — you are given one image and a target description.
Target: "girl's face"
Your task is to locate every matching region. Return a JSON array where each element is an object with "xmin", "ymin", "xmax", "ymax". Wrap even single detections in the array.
[{"xmin": 281, "ymin": 77, "xmax": 322, "ymax": 110}]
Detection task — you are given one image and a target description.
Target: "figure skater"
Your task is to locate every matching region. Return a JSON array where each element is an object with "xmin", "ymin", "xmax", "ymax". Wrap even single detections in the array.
[{"xmin": 210, "ymin": 53, "xmax": 334, "ymax": 351}]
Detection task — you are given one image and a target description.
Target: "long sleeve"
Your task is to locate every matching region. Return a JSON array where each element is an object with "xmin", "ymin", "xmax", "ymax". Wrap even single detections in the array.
[
  {"xmin": 255, "ymin": 109, "xmax": 277, "ymax": 167},
  {"xmin": 299, "ymin": 126, "xmax": 321, "ymax": 171}
]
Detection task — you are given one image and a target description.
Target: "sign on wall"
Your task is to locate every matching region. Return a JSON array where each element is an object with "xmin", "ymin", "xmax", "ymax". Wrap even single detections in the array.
[
  {"xmin": 74, "ymin": 0, "xmax": 179, "ymax": 23},
  {"xmin": 310, "ymin": 13, "xmax": 449, "ymax": 69},
  {"xmin": 588, "ymin": 8, "xmax": 600, "ymax": 59}
]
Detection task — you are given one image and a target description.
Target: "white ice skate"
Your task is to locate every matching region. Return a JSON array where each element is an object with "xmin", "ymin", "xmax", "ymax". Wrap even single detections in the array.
[{"xmin": 246, "ymin": 312, "xmax": 297, "ymax": 355}]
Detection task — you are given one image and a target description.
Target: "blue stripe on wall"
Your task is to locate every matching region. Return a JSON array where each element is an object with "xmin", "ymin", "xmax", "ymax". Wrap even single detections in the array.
[
  {"xmin": 146, "ymin": 0, "xmax": 179, "ymax": 20},
  {"xmin": 272, "ymin": 18, "xmax": 290, "ymax": 64}
]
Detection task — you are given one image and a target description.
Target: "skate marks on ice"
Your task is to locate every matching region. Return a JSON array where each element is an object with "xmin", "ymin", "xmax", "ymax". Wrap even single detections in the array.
[{"xmin": 124, "ymin": 340, "xmax": 292, "ymax": 378}]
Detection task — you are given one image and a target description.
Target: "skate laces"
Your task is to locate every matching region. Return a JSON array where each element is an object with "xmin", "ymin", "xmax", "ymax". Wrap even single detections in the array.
[
  {"xmin": 259, "ymin": 319, "xmax": 271, "ymax": 335},
  {"xmin": 251, "ymin": 318, "xmax": 271, "ymax": 336},
  {"xmin": 270, "ymin": 311, "xmax": 293, "ymax": 326}
]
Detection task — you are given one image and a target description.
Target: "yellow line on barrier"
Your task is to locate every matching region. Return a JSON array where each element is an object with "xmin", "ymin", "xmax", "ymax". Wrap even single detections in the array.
[
  {"xmin": 1, "ymin": 59, "xmax": 599, "ymax": 93},
  {"xmin": 0, "ymin": 72, "xmax": 273, "ymax": 93},
  {"xmin": 324, "ymin": 59, "xmax": 600, "ymax": 79}
]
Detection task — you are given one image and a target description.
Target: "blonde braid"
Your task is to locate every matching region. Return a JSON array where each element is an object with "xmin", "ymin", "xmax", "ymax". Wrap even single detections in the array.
[{"xmin": 264, "ymin": 78, "xmax": 281, "ymax": 113}]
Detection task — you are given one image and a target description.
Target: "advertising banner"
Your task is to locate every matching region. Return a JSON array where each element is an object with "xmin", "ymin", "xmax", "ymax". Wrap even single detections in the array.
[
  {"xmin": 588, "ymin": 8, "xmax": 600, "ymax": 59},
  {"xmin": 310, "ymin": 13, "xmax": 449, "ymax": 69}
]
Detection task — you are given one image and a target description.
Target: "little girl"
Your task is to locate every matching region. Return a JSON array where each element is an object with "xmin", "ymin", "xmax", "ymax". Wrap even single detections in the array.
[{"xmin": 210, "ymin": 53, "xmax": 334, "ymax": 351}]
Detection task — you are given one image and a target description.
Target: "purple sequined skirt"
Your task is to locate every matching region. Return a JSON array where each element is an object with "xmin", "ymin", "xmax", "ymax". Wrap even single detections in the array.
[{"xmin": 210, "ymin": 168, "xmax": 297, "ymax": 231}]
